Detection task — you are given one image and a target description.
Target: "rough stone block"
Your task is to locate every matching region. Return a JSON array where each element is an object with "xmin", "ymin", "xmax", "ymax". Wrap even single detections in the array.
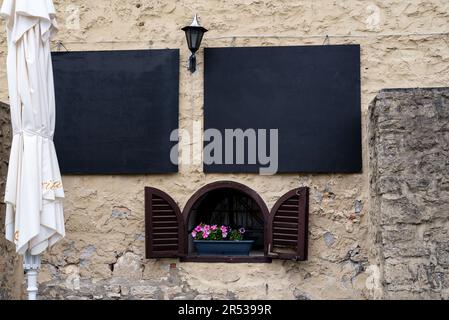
[
  {"xmin": 113, "ymin": 252, "xmax": 142, "ymax": 280},
  {"xmin": 370, "ymin": 88, "xmax": 449, "ymax": 299},
  {"xmin": 130, "ymin": 285, "xmax": 160, "ymax": 298},
  {"xmin": 436, "ymin": 242, "xmax": 449, "ymax": 267}
]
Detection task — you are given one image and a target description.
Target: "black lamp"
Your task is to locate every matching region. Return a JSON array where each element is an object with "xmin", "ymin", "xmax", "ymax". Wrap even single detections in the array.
[{"xmin": 182, "ymin": 14, "xmax": 208, "ymax": 73}]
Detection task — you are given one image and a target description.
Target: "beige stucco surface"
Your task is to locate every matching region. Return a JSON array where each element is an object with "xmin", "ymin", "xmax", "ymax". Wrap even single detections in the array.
[{"xmin": 0, "ymin": 0, "xmax": 448, "ymax": 299}]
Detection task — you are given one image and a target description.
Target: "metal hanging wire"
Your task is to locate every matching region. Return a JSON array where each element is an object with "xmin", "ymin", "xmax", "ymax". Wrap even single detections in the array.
[
  {"xmin": 2, "ymin": 31, "xmax": 448, "ymax": 50},
  {"xmin": 56, "ymin": 41, "xmax": 69, "ymax": 52},
  {"xmin": 1, "ymin": 31, "xmax": 449, "ymax": 50}
]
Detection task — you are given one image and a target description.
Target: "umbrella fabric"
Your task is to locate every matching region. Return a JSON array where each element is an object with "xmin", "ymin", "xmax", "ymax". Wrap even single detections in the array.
[{"xmin": 1, "ymin": 0, "xmax": 64, "ymax": 255}]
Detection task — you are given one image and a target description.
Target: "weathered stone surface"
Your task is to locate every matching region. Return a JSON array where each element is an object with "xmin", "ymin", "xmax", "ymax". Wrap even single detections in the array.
[
  {"xmin": 293, "ymin": 288, "xmax": 312, "ymax": 300},
  {"xmin": 354, "ymin": 200, "xmax": 363, "ymax": 215},
  {"xmin": 194, "ymin": 294, "xmax": 213, "ymax": 300},
  {"xmin": 111, "ymin": 206, "xmax": 130, "ymax": 219},
  {"xmin": 113, "ymin": 252, "xmax": 143, "ymax": 280},
  {"xmin": 323, "ymin": 232, "xmax": 336, "ymax": 248},
  {"xmin": 436, "ymin": 242, "xmax": 449, "ymax": 267},
  {"xmin": 130, "ymin": 285, "xmax": 160, "ymax": 298},
  {"xmin": 369, "ymin": 88, "xmax": 449, "ymax": 299}
]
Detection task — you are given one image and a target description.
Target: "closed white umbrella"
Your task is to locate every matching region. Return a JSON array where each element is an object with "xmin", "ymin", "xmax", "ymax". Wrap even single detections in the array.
[{"xmin": 1, "ymin": 0, "xmax": 65, "ymax": 300}]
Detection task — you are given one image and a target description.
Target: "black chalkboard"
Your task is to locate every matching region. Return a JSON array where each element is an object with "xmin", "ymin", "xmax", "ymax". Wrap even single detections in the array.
[
  {"xmin": 52, "ymin": 49, "xmax": 179, "ymax": 174},
  {"xmin": 204, "ymin": 45, "xmax": 361, "ymax": 173}
]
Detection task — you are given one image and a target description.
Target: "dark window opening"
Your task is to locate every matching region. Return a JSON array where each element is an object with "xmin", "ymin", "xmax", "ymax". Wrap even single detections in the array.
[{"xmin": 187, "ymin": 188, "xmax": 265, "ymax": 256}]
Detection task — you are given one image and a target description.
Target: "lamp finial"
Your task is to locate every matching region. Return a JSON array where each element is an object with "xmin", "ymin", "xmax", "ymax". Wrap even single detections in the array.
[{"xmin": 190, "ymin": 14, "xmax": 201, "ymax": 27}]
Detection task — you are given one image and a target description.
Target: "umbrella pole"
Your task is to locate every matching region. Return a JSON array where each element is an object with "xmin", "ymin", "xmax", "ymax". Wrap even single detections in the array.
[{"xmin": 23, "ymin": 251, "xmax": 41, "ymax": 300}]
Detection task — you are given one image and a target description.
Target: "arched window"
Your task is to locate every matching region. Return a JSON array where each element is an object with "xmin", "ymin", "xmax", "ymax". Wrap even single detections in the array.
[{"xmin": 145, "ymin": 181, "xmax": 308, "ymax": 262}]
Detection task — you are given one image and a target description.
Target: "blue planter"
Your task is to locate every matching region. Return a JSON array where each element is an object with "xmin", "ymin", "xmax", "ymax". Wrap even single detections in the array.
[{"xmin": 193, "ymin": 240, "xmax": 254, "ymax": 256}]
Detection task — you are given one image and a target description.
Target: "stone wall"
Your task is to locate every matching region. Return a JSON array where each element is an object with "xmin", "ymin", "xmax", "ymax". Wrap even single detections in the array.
[
  {"xmin": 369, "ymin": 88, "xmax": 449, "ymax": 299},
  {"xmin": 0, "ymin": 102, "xmax": 22, "ymax": 300},
  {"xmin": 0, "ymin": 1, "xmax": 448, "ymax": 300}
]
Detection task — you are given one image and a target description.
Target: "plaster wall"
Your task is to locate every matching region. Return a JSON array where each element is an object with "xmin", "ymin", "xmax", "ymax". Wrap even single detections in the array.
[{"xmin": 0, "ymin": 0, "xmax": 448, "ymax": 299}]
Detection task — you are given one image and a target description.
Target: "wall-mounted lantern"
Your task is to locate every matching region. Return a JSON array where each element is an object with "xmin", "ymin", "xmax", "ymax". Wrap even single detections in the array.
[{"xmin": 181, "ymin": 14, "xmax": 208, "ymax": 73}]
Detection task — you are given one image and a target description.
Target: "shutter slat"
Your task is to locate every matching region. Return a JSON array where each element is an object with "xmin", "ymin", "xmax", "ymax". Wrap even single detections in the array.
[
  {"xmin": 268, "ymin": 188, "xmax": 309, "ymax": 261},
  {"xmin": 273, "ymin": 239, "xmax": 298, "ymax": 246},
  {"xmin": 275, "ymin": 210, "xmax": 300, "ymax": 217},
  {"xmin": 274, "ymin": 215, "xmax": 298, "ymax": 222},
  {"xmin": 145, "ymin": 187, "xmax": 185, "ymax": 259},
  {"xmin": 152, "ymin": 215, "xmax": 177, "ymax": 221},
  {"xmin": 273, "ymin": 232, "xmax": 298, "ymax": 240},
  {"xmin": 274, "ymin": 214, "xmax": 298, "ymax": 219},
  {"xmin": 152, "ymin": 221, "xmax": 178, "ymax": 226},
  {"xmin": 152, "ymin": 211, "xmax": 177, "ymax": 217},
  {"xmin": 152, "ymin": 209, "xmax": 176, "ymax": 214},
  {"xmin": 273, "ymin": 222, "xmax": 298, "ymax": 228},
  {"xmin": 153, "ymin": 233, "xmax": 179, "ymax": 239},
  {"xmin": 273, "ymin": 227, "xmax": 298, "ymax": 234},
  {"xmin": 152, "ymin": 204, "xmax": 172, "ymax": 208},
  {"xmin": 153, "ymin": 238, "xmax": 178, "ymax": 244},
  {"xmin": 280, "ymin": 204, "xmax": 299, "ymax": 209},
  {"xmin": 153, "ymin": 226, "xmax": 179, "ymax": 231},
  {"xmin": 152, "ymin": 244, "xmax": 179, "ymax": 250}
]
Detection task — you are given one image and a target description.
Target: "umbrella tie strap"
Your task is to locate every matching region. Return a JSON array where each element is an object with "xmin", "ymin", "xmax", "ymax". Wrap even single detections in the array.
[
  {"xmin": 14, "ymin": 129, "xmax": 53, "ymax": 140},
  {"xmin": 23, "ymin": 251, "xmax": 41, "ymax": 270}
]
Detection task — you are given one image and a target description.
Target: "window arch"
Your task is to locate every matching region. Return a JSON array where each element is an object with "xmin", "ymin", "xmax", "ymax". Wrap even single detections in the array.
[{"xmin": 182, "ymin": 181, "xmax": 270, "ymax": 259}]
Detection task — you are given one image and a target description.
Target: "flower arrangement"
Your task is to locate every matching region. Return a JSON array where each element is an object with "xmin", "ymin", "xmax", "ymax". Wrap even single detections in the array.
[{"xmin": 191, "ymin": 223, "xmax": 246, "ymax": 241}]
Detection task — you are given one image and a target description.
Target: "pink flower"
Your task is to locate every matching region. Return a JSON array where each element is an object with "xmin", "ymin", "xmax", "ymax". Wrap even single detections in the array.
[
  {"xmin": 222, "ymin": 232, "xmax": 228, "ymax": 238},
  {"xmin": 220, "ymin": 225, "xmax": 228, "ymax": 233},
  {"xmin": 191, "ymin": 231, "xmax": 197, "ymax": 238},
  {"xmin": 211, "ymin": 225, "xmax": 217, "ymax": 231},
  {"xmin": 202, "ymin": 231, "xmax": 210, "ymax": 239},
  {"xmin": 194, "ymin": 225, "xmax": 202, "ymax": 232},
  {"xmin": 203, "ymin": 224, "xmax": 211, "ymax": 232}
]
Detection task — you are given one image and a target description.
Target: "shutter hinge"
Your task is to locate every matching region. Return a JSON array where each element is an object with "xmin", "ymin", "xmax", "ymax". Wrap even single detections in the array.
[{"xmin": 267, "ymin": 243, "xmax": 278, "ymax": 257}]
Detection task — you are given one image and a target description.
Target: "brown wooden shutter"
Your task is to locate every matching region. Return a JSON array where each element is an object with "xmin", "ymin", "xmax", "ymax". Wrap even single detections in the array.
[
  {"xmin": 145, "ymin": 187, "xmax": 185, "ymax": 258},
  {"xmin": 267, "ymin": 187, "xmax": 309, "ymax": 261}
]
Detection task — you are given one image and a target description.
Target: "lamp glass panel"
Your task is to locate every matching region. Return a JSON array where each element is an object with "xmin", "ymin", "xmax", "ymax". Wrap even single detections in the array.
[
  {"xmin": 184, "ymin": 30, "xmax": 192, "ymax": 50},
  {"xmin": 194, "ymin": 32, "xmax": 204, "ymax": 51},
  {"xmin": 189, "ymin": 29, "xmax": 200, "ymax": 52}
]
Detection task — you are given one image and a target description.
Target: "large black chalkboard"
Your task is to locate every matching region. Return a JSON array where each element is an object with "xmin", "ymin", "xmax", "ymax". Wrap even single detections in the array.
[
  {"xmin": 52, "ymin": 49, "xmax": 179, "ymax": 174},
  {"xmin": 204, "ymin": 45, "xmax": 361, "ymax": 173}
]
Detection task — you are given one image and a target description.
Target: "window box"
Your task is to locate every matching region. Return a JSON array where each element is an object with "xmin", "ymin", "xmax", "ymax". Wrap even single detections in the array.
[{"xmin": 193, "ymin": 240, "xmax": 254, "ymax": 256}]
